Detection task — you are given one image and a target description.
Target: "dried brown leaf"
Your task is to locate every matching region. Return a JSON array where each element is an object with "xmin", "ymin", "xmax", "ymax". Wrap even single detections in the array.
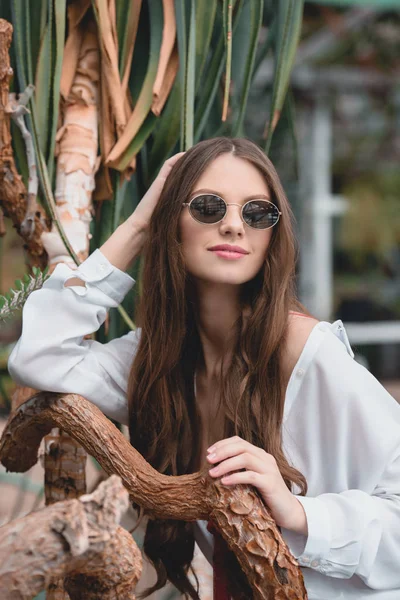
[
  {"xmin": 60, "ymin": 0, "xmax": 92, "ymax": 100},
  {"xmin": 121, "ymin": 1, "xmax": 142, "ymax": 96},
  {"xmin": 108, "ymin": 0, "xmax": 118, "ymax": 52},
  {"xmin": 60, "ymin": 26, "xmax": 83, "ymax": 100},
  {"xmin": 263, "ymin": 110, "xmax": 281, "ymax": 140},
  {"xmin": 99, "ymin": 72, "xmax": 116, "ymax": 160},
  {"xmin": 151, "ymin": 47, "xmax": 179, "ymax": 116},
  {"xmin": 68, "ymin": 0, "xmax": 92, "ymax": 29},
  {"xmin": 152, "ymin": 0, "xmax": 176, "ymax": 100},
  {"xmin": 94, "ymin": 0, "xmax": 126, "ymax": 134},
  {"xmin": 94, "ymin": 166, "xmax": 113, "ymax": 201}
]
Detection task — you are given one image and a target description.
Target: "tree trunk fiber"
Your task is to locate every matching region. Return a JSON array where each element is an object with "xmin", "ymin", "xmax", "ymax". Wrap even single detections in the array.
[
  {"xmin": 0, "ymin": 392, "xmax": 308, "ymax": 600},
  {"xmin": 0, "ymin": 475, "xmax": 142, "ymax": 600},
  {"xmin": 0, "ymin": 19, "xmax": 48, "ymax": 269},
  {"xmin": 41, "ymin": 20, "xmax": 99, "ymax": 266}
]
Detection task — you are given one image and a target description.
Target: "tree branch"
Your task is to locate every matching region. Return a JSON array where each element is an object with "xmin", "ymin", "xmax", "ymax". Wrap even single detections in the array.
[{"xmin": 0, "ymin": 392, "xmax": 308, "ymax": 599}]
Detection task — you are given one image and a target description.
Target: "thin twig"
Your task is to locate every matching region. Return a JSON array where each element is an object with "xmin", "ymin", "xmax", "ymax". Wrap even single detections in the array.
[{"xmin": 8, "ymin": 84, "xmax": 42, "ymax": 238}]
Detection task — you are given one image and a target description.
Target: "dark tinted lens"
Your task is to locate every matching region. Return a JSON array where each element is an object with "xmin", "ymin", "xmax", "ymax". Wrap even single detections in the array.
[
  {"xmin": 243, "ymin": 200, "xmax": 280, "ymax": 229},
  {"xmin": 190, "ymin": 195, "xmax": 226, "ymax": 223}
]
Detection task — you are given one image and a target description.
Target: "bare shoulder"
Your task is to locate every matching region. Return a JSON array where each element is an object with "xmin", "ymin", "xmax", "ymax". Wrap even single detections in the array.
[{"xmin": 281, "ymin": 313, "xmax": 320, "ymax": 387}]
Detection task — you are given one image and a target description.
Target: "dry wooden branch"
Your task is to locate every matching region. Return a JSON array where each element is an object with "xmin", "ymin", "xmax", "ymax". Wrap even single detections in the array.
[
  {"xmin": 0, "ymin": 475, "xmax": 142, "ymax": 599},
  {"xmin": 8, "ymin": 84, "xmax": 39, "ymax": 234},
  {"xmin": 0, "ymin": 19, "xmax": 49, "ymax": 269},
  {"xmin": 0, "ymin": 392, "xmax": 307, "ymax": 599},
  {"xmin": 64, "ymin": 527, "xmax": 140, "ymax": 599}
]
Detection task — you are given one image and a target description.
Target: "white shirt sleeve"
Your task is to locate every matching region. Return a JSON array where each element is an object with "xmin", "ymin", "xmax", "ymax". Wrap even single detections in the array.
[
  {"xmin": 281, "ymin": 330, "xmax": 400, "ymax": 590},
  {"xmin": 8, "ymin": 249, "xmax": 140, "ymax": 425}
]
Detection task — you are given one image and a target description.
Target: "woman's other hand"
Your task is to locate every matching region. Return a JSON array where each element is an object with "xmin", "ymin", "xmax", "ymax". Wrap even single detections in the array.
[{"xmin": 207, "ymin": 436, "xmax": 308, "ymax": 535}]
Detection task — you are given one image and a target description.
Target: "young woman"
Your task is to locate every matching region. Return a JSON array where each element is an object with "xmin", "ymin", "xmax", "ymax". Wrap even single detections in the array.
[{"xmin": 8, "ymin": 137, "xmax": 400, "ymax": 599}]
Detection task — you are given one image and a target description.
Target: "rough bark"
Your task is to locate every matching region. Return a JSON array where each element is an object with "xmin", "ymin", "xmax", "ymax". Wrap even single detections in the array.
[
  {"xmin": 0, "ymin": 475, "xmax": 142, "ymax": 599},
  {"xmin": 0, "ymin": 392, "xmax": 308, "ymax": 599},
  {"xmin": 41, "ymin": 21, "xmax": 99, "ymax": 266},
  {"xmin": 0, "ymin": 19, "xmax": 49, "ymax": 269},
  {"xmin": 208, "ymin": 483, "xmax": 307, "ymax": 599},
  {"xmin": 64, "ymin": 527, "xmax": 141, "ymax": 599},
  {"xmin": 10, "ymin": 384, "xmax": 38, "ymax": 411},
  {"xmin": 44, "ymin": 432, "xmax": 87, "ymax": 505},
  {"xmin": 46, "ymin": 579, "xmax": 70, "ymax": 600},
  {"xmin": 11, "ymin": 385, "xmax": 83, "ymax": 599},
  {"xmin": 44, "ymin": 428, "xmax": 88, "ymax": 599}
]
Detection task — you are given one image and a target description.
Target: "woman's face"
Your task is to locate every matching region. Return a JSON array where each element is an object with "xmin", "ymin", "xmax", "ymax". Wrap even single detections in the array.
[{"xmin": 178, "ymin": 153, "xmax": 274, "ymax": 286}]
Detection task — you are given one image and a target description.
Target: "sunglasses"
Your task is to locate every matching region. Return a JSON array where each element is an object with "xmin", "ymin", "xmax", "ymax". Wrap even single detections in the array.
[{"xmin": 182, "ymin": 193, "xmax": 282, "ymax": 230}]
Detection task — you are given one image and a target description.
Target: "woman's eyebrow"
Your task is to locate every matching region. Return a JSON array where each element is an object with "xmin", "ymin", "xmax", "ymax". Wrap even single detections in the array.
[{"xmin": 191, "ymin": 188, "xmax": 271, "ymax": 201}]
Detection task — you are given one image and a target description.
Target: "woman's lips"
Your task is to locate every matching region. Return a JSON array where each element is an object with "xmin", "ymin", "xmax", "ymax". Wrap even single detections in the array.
[{"xmin": 210, "ymin": 250, "xmax": 247, "ymax": 260}]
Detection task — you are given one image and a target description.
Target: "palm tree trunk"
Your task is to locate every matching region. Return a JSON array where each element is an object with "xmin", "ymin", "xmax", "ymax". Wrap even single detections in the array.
[
  {"xmin": 41, "ymin": 21, "xmax": 99, "ymax": 266},
  {"xmin": 39, "ymin": 19, "xmax": 100, "ymax": 600}
]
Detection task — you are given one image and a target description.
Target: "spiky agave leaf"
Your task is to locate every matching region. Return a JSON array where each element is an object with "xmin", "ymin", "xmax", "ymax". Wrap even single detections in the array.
[{"xmin": 0, "ymin": 267, "xmax": 50, "ymax": 322}]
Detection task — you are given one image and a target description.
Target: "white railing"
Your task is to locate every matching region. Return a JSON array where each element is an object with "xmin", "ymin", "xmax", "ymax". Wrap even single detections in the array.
[{"xmin": 343, "ymin": 322, "xmax": 400, "ymax": 345}]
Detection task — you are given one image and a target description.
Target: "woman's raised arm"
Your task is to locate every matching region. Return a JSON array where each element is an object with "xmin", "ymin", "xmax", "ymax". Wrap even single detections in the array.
[{"xmin": 8, "ymin": 153, "xmax": 185, "ymax": 422}]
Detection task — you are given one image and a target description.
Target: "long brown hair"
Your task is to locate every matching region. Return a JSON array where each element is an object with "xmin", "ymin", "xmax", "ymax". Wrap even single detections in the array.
[{"xmin": 127, "ymin": 137, "xmax": 308, "ymax": 598}]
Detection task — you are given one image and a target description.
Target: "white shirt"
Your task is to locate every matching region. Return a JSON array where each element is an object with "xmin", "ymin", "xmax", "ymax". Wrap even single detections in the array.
[{"xmin": 8, "ymin": 249, "xmax": 400, "ymax": 600}]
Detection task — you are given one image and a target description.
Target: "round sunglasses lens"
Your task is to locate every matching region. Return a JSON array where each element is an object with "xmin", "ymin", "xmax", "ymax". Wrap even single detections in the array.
[
  {"xmin": 243, "ymin": 200, "xmax": 279, "ymax": 229},
  {"xmin": 190, "ymin": 195, "xmax": 226, "ymax": 223}
]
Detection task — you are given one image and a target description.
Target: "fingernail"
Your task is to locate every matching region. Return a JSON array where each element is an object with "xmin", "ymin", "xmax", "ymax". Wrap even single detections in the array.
[
  {"xmin": 207, "ymin": 446, "xmax": 215, "ymax": 453},
  {"xmin": 207, "ymin": 453, "xmax": 216, "ymax": 461}
]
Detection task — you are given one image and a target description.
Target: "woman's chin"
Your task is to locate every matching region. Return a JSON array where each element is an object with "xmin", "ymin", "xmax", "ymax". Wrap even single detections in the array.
[{"xmin": 191, "ymin": 270, "xmax": 256, "ymax": 287}]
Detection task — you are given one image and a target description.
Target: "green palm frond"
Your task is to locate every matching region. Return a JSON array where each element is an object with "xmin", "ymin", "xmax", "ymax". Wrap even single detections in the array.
[{"xmin": 264, "ymin": 0, "xmax": 304, "ymax": 153}]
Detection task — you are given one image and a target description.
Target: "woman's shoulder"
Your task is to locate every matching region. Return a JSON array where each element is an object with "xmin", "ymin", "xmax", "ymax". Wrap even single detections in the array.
[{"xmin": 281, "ymin": 311, "xmax": 320, "ymax": 387}]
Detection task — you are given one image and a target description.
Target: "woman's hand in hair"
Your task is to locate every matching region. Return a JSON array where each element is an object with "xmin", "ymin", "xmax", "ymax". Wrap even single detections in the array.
[
  {"xmin": 128, "ymin": 152, "xmax": 186, "ymax": 234},
  {"xmin": 100, "ymin": 153, "xmax": 185, "ymax": 271},
  {"xmin": 206, "ymin": 436, "xmax": 308, "ymax": 535}
]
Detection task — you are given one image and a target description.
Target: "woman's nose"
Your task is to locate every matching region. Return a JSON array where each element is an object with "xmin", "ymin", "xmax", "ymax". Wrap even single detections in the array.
[{"xmin": 218, "ymin": 205, "xmax": 245, "ymax": 235}]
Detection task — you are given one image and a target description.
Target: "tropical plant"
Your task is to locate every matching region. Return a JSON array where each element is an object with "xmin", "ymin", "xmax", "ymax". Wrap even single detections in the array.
[
  {"xmin": 0, "ymin": 268, "xmax": 49, "ymax": 323},
  {"xmin": 1, "ymin": 0, "xmax": 305, "ymax": 338}
]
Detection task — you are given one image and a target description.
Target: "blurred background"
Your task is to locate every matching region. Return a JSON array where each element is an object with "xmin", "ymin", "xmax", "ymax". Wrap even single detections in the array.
[
  {"xmin": 254, "ymin": 1, "xmax": 400, "ymax": 388},
  {"xmin": 0, "ymin": 0, "xmax": 399, "ymax": 597}
]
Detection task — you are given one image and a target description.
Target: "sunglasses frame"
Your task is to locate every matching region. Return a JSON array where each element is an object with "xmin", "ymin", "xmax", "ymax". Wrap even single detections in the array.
[{"xmin": 182, "ymin": 193, "xmax": 282, "ymax": 230}]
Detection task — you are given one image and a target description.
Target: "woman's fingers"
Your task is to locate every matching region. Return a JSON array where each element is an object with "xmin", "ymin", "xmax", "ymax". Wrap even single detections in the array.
[
  {"xmin": 168, "ymin": 151, "xmax": 186, "ymax": 162},
  {"xmin": 208, "ymin": 452, "xmax": 265, "ymax": 479},
  {"xmin": 158, "ymin": 152, "xmax": 185, "ymax": 180},
  {"xmin": 207, "ymin": 436, "xmax": 267, "ymax": 464},
  {"xmin": 132, "ymin": 152, "xmax": 186, "ymax": 225},
  {"xmin": 220, "ymin": 470, "xmax": 263, "ymax": 486},
  {"xmin": 207, "ymin": 435, "xmax": 241, "ymax": 454},
  {"xmin": 207, "ymin": 435, "xmax": 254, "ymax": 455},
  {"xmin": 206, "ymin": 436, "xmax": 302, "ymax": 532}
]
